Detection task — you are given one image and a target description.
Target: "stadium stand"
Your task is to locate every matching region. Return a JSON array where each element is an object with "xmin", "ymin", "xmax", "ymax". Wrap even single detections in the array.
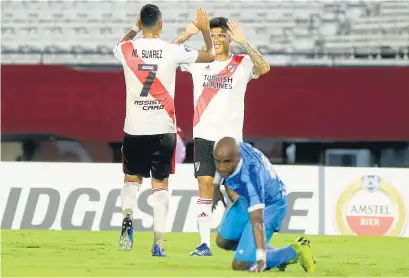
[{"xmin": 1, "ymin": 0, "xmax": 409, "ymax": 65}]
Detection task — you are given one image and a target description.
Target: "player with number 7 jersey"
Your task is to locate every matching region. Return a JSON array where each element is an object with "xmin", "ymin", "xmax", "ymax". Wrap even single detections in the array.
[{"xmin": 113, "ymin": 4, "xmax": 215, "ymax": 256}]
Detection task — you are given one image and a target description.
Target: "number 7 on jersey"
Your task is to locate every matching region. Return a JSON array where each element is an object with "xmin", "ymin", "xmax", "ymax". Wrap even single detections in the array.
[{"xmin": 138, "ymin": 64, "xmax": 158, "ymax": 97}]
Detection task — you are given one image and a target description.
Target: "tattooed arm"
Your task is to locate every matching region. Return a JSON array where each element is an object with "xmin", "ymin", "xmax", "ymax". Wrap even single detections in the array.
[
  {"xmin": 239, "ymin": 42, "xmax": 270, "ymax": 75},
  {"xmin": 113, "ymin": 26, "xmax": 141, "ymax": 62},
  {"xmin": 118, "ymin": 12, "xmax": 142, "ymax": 44},
  {"xmin": 171, "ymin": 30, "xmax": 191, "ymax": 45},
  {"xmin": 171, "ymin": 21, "xmax": 199, "ymax": 44},
  {"xmin": 173, "ymin": 9, "xmax": 215, "ymax": 63},
  {"xmin": 226, "ymin": 20, "xmax": 270, "ymax": 76},
  {"xmin": 118, "ymin": 26, "xmax": 140, "ymax": 44}
]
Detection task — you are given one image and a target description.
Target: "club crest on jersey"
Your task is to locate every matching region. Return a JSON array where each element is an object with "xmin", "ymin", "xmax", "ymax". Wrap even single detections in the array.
[
  {"xmin": 227, "ymin": 65, "xmax": 236, "ymax": 72},
  {"xmin": 195, "ymin": 162, "xmax": 200, "ymax": 171}
]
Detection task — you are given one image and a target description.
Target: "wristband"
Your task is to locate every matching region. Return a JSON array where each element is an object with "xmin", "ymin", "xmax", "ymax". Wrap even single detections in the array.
[
  {"xmin": 256, "ymin": 249, "xmax": 266, "ymax": 262},
  {"xmin": 131, "ymin": 26, "xmax": 140, "ymax": 32}
]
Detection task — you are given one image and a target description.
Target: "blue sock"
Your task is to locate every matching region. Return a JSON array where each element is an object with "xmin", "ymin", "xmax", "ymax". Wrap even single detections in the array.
[{"xmin": 266, "ymin": 245, "xmax": 297, "ymax": 269}]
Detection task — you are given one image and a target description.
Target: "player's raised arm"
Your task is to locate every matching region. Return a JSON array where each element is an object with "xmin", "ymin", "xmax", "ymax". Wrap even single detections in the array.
[
  {"xmin": 171, "ymin": 8, "xmax": 215, "ymax": 64},
  {"xmin": 117, "ymin": 14, "xmax": 142, "ymax": 45},
  {"xmin": 247, "ymin": 164, "xmax": 267, "ymax": 272},
  {"xmin": 226, "ymin": 20, "xmax": 270, "ymax": 76},
  {"xmin": 117, "ymin": 26, "xmax": 140, "ymax": 44},
  {"xmin": 171, "ymin": 21, "xmax": 199, "ymax": 45},
  {"xmin": 113, "ymin": 26, "xmax": 140, "ymax": 62},
  {"xmin": 190, "ymin": 8, "xmax": 215, "ymax": 63},
  {"xmin": 195, "ymin": 9, "xmax": 215, "ymax": 63},
  {"xmin": 113, "ymin": 15, "xmax": 142, "ymax": 62}
]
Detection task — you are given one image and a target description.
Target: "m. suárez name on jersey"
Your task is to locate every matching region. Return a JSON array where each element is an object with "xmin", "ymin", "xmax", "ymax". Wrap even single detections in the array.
[
  {"xmin": 140, "ymin": 49, "xmax": 163, "ymax": 59},
  {"xmin": 130, "ymin": 49, "xmax": 163, "ymax": 59}
]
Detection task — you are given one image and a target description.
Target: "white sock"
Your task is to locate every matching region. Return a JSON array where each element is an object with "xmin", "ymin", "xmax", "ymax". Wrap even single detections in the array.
[
  {"xmin": 197, "ymin": 198, "xmax": 213, "ymax": 247},
  {"xmin": 152, "ymin": 188, "xmax": 170, "ymax": 247},
  {"xmin": 121, "ymin": 181, "xmax": 140, "ymax": 217}
]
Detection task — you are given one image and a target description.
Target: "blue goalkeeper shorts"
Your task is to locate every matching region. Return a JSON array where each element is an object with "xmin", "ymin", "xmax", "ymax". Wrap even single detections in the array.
[{"xmin": 218, "ymin": 196, "xmax": 287, "ymax": 262}]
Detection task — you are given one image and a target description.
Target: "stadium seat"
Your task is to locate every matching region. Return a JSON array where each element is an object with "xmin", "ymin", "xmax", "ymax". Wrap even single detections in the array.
[{"xmin": 1, "ymin": 0, "xmax": 408, "ymax": 65}]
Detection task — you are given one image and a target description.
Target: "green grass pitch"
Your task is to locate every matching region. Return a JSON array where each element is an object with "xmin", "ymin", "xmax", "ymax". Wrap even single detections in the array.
[{"xmin": 1, "ymin": 230, "xmax": 409, "ymax": 277}]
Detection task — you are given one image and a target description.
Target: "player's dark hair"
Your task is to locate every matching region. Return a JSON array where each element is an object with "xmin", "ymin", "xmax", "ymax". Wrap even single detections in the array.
[
  {"xmin": 140, "ymin": 4, "xmax": 162, "ymax": 28},
  {"xmin": 209, "ymin": 17, "xmax": 229, "ymax": 31}
]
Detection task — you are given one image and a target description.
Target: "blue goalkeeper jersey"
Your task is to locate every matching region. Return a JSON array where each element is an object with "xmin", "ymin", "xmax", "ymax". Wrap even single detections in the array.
[{"xmin": 224, "ymin": 142, "xmax": 287, "ymax": 212}]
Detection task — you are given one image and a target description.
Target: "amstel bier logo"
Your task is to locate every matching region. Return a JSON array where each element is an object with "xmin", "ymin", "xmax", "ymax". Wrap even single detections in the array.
[{"xmin": 336, "ymin": 175, "xmax": 406, "ymax": 236}]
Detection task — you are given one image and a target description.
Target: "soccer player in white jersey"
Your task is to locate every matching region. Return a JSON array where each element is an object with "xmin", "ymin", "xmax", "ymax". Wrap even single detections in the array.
[
  {"xmin": 113, "ymin": 4, "xmax": 215, "ymax": 256},
  {"xmin": 172, "ymin": 17, "xmax": 271, "ymax": 256}
]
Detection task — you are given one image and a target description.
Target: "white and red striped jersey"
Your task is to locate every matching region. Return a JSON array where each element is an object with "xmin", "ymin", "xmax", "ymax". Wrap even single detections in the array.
[
  {"xmin": 180, "ymin": 54, "xmax": 258, "ymax": 142},
  {"xmin": 114, "ymin": 38, "xmax": 198, "ymax": 135}
]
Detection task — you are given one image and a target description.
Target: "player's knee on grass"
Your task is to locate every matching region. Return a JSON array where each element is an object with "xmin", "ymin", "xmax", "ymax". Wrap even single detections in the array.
[
  {"xmin": 216, "ymin": 234, "xmax": 238, "ymax": 251},
  {"xmin": 197, "ymin": 176, "xmax": 214, "ymax": 199},
  {"xmin": 124, "ymin": 174, "xmax": 143, "ymax": 184},
  {"xmin": 232, "ymin": 259, "xmax": 252, "ymax": 271}
]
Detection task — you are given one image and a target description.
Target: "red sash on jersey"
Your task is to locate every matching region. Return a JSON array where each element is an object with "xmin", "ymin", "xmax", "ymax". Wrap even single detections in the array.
[
  {"xmin": 193, "ymin": 55, "xmax": 245, "ymax": 127},
  {"xmin": 121, "ymin": 42, "xmax": 175, "ymax": 123}
]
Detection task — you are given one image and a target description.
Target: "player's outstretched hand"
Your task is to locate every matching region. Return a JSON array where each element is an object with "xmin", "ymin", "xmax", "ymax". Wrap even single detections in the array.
[
  {"xmin": 226, "ymin": 20, "xmax": 247, "ymax": 45},
  {"xmin": 194, "ymin": 8, "xmax": 210, "ymax": 32},
  {"xmin": 185, "ymin": 20, "xmax": 200, "ymax": 36},
  {"xmin": 212, "ymin": 185, "xmax": 227, "ymax": 212},
  {"xmin": 248, "ymin": 260, "xmax": 266, "ymax": 272}
]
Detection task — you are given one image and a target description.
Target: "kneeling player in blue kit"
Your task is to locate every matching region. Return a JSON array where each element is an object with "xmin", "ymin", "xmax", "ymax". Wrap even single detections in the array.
[{"xmin": 212, "ymin": 137, "xmax": 316, "ymax": 272}]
